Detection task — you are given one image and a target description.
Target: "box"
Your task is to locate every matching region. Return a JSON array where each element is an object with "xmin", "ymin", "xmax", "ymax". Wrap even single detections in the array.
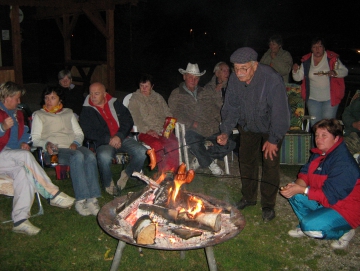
[{"xmin": 280, "ymin": 131, "xmax": 312, "ymax": 165}]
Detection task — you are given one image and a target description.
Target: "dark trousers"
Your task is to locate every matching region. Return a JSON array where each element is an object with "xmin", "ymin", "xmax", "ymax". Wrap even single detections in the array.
[{"xmin": 239, "ymin": 128, "xmax": 282, "ymax": 209}]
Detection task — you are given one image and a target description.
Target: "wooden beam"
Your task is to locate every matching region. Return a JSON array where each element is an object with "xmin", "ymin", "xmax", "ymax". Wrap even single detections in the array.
[
  {"xmin": 10, "ymin": 5, "xmax": 23, "ymax": 85},
  {"xmin": 106, "ymin": 9, "xmax": 115, "ymax": 95},
  {"xmin": 82, "ymin": 8, "xmax": 108, "ymax": 38}
]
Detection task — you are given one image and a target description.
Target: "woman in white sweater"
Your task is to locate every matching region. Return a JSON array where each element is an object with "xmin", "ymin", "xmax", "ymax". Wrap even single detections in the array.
[{"xmin": 31, "ymin": 86, "xmax": 101, "ymax": 216}]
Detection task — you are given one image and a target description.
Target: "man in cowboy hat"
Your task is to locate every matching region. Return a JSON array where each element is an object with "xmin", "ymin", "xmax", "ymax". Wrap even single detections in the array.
[
  {"xmin": 169, "ymin": 63, "xmax": 235, "ymax": 175},
  {"xmin": 217, "ymin": 47, "xmax": 290, "ymax": 222}
]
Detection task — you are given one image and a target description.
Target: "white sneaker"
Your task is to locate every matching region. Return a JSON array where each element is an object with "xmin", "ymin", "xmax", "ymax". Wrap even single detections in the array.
[
  {"xmin": 75, "ymin": 199, "xmax": 92, "ymax": 216},
  {"xmin": 117, "ymin": 170, "xmax": 129, "ymax": 190},
  {"xmin": 105, "ymin": 180, "xmax": 119, "ymax": 196},
  {"xmin": 86, "ymin": 198, "xmax": 100, "ymax": 216},
  {"xmin": 288, "ymin": 228, "xmax": 306, "ymax": 238},
  {"xmin": 50, "ymin": 192, "xmax": 75, "ymax": 209},
  {"xmin": 208, "ymin": 161, "xmax": 223, "ymax": 175},
  {"xmin": 190, "ymin": 157, "xmax": 200, "ymax": 171},
  {"xmin": 331, "ymin": 229, "xmax": 355, "ymax": 249},
  {"xmin": 13, "ymin": 220, "xmax": 41, "ymax": 236}
]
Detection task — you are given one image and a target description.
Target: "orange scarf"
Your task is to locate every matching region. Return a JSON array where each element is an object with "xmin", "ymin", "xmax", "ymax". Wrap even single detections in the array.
[{"xmin": 43, "ymin": 103, "xmax": 63, "ymax": 114}]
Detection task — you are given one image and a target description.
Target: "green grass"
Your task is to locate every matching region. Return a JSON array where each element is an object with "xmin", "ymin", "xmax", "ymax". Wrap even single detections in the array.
[{"xmin": 1, "ymin": 163, "xmax": 359, "ymax": 271}]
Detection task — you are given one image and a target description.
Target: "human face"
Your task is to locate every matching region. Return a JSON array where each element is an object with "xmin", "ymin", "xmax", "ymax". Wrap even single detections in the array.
[
  {"xmin": 4, "ymin": 92, "xmax": 21, "ymax": 110},
  {"xmin": 183, "ymin": 73, "xmax": 200, "ymax": 92},
  {"xmin": 139, "ymin": 81, "xmax": 153, "ymax": 96},
  {"xmin": 59, "ymin": 76, "xmax": 72, "ymax": 88},
  {"xmin": 89, "ymin": 83, "xmax": 106, "ymax": 107},
  {"xmin": 269, "ymin": 41, "xmax": 281, "ymax": 54},
  {"xmin": 44, "ymin": 91, "xmax": 61, "ymax": 111},
  {"xmin": 234, "ymin": 61, "xmax": 258, "ymax": 84},
  {"xmin": 315, "ymin": 127, "xmax": 339, "ymax": 153},
  {"xmin": 311, "ymin": 42, "xmax": 325, "ymax": 58},
  {"xmin": 216, "ymin": 64, "xmax": 230, "ymax": 83}
]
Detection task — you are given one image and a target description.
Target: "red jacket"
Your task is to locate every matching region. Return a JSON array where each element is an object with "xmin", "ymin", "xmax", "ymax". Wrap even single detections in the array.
[
  {"xmin": 0, "ymin": 109, "xmax": 25, "ymax": 152},
  {"xmin": 300, "ymin": 50, "xmax": 345, "ymax": 106}
]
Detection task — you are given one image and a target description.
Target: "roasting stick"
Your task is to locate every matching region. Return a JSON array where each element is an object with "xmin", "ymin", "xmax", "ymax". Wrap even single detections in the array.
[{"xmin": 132, "ymin": 172, "xmax": 160, "ymax": 189}]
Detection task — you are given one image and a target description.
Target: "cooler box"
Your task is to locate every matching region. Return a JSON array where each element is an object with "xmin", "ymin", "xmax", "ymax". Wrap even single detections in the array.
[{"xmin": 280, "ymin": 131, "xmax": 312, "ymax": 165}]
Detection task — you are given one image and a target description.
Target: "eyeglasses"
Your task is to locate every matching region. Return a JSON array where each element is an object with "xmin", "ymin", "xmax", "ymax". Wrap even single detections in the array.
[{"xmin": 234, "ymin": 63, "xmax": 253, "ymax": 74}]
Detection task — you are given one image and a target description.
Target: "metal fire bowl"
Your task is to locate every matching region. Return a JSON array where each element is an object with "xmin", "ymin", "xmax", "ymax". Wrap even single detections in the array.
[{"xmin": 98, "ymin": 193, "xmax": 246, "ymax": 250}]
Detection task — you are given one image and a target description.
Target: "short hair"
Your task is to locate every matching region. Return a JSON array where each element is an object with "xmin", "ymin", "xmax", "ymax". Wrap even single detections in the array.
[
  {"xmin": 40, "ymin": 86, "xmax": 65, "ymax": 107},
  {"xmin": 0, "ymin": 81, "xmax": 25, "ymax": 102},
  {"xmin": 213, "ymin": 62, "xmax": 229, "ymax": 73},
  {"xmin": 269, "ymin": 35, "xmax": 283, "ymax": 46},
  {"xmin": 312, "ymin": 118, "xmax": 343, "ymax": 138},
  {"xmin": 311, "ymin": 37, "xmax": 326, "ymax": 48},
  {"xmin": 58, "ymin": 69, "xmax": 72, "ymax": 81},
  {"xmin": 139, "ymin": 74, "xmax": 154, "ymax": 86}
]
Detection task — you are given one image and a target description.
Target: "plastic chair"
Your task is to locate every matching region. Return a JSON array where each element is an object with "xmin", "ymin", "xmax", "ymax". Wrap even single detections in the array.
[
  {"xmin": 0, "ymin": 174, "xmax": 44, "ymax": 224},
  {"xmin": 123, "ymin": 93, "xmax": 140, "ymax": 140},
  {"xmin": 174, "ymin": 122, "xmax": 230, "ymax": 175}
]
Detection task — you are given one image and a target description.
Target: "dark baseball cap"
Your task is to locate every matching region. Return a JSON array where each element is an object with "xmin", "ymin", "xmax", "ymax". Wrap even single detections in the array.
[{"xmin": 230, "ymin": 47, "xmax": 258, "ymax": 64}]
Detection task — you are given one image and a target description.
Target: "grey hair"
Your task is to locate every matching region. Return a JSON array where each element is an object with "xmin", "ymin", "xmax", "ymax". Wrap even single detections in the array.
[
  {"xmin": 58, "ymin": 69, "xmax": 72, "ymax": 80},
  {"xmin": 213, "ymin": 62, "xmax": 228, "ymax": 73},
  {"xmin": 0, "ymin": 81, "xmax": 25, "ymax": 102}
]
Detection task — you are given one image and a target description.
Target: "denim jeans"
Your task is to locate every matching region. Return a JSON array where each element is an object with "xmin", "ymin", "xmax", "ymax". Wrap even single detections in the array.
[
  {"xmin": 289, "ymin": 194, "xmax": 352, "ymax": 240},
  {"xmin": 307, "ymin": 99, "xmax": 339, "ymax": 127},
  {"xmin": 58, "ymin": 146, "xmax": 101, "ymax": 201},
  {"xmin": 96, "ymin": 137, "xmax": 147, "ymax": 188}
]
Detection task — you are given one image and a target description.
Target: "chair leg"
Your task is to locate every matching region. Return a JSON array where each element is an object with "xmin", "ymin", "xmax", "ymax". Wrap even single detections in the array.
[{"xmin": 224, "ymin": 155, "xmax": 230, "ymax": 175}]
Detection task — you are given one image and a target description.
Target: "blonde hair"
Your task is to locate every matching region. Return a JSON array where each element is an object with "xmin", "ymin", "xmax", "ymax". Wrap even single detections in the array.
[{"xmin": 0, "ymin": 81, "xmax": 25, "ymax": 102}]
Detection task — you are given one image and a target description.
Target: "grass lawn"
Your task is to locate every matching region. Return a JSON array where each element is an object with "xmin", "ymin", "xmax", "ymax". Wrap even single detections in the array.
[{"xmin": 1, "ymin": 163, "xmax": 359, "ymax": 271}]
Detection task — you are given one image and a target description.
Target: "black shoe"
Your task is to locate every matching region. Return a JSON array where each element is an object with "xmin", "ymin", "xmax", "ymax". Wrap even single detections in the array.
[
  {"xmin": 236, "ymin": 199, "xmax": 257, "ymax": 210},
  {"xmin": 262, "ymin": 208, "xmax": 275, "ymax": 222}
]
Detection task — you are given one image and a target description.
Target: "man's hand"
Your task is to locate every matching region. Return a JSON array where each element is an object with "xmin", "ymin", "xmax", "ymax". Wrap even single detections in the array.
[
  {"xmin": 20, "ymin": 142, "xmax": 31, "ymax": 151},
  {"xmin": 262, "ymin": 141, "xmax": 278, "ymax": 160},
  {"xmin": 147, "ymin": 129, "xmax": 159, "ymax": 138},
  {"xmin": 1, "ymin": 117, "xmax": 14, "ymax": 130},
  {"xmin": 69, "ymin": 143, "xmax": 78, "ymax": 150},
  {"xmin": 109, "ymin": 136, "xmax": 122, "ymax": 149},
  {"xmin": 216, "ymin": 133, "xmax": 228, "ymax": 146},
  {"xmin": 352, "ymin": 121, "xmax": 360, "ymax": 131}
]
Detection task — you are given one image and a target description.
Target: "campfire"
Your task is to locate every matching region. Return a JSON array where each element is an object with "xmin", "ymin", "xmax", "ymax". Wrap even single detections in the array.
[{"xmin": 101, "ymin": 163, "xmax": 245, "ymax": 250}]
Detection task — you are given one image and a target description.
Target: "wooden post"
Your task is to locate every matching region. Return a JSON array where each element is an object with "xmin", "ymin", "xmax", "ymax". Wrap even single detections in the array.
[
  {"xmin": 10, "ymin": 5, "xmax": 23, "ymax": 85},
  {"xmin": 106, "ymin": 9, "xmax": 115, "ymax": 96}
]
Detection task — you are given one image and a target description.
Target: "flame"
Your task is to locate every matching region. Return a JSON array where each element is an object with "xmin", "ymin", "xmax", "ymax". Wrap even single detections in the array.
[{"xmin": 155, "ymin": 172, "xmax": 167, "ymax": 184}]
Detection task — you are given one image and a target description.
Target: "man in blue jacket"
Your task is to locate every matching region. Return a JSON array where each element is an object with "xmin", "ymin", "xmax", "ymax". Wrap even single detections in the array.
[{"xmin": 217, "ymin": 47, "xmax": 290, "ymax": 222}]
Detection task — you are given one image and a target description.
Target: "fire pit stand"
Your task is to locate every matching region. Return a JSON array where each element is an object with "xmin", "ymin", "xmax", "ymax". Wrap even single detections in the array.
[{"xmin": 98, "ymin": 195, "xmax": 246, "ymax": 271}]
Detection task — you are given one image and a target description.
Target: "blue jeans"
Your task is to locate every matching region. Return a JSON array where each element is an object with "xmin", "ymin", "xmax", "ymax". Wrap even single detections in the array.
[
  {"xmin": 289, "ymin": 194, "xmax": 352, "ymax": 240},
  {"xmin": 58, "ymin": 146, "xmax": 101, "ymax": 201},
  {"xmin": 307, "ymin": 99, "xmax": 339, "ymax": 127},
  {"xmin": 96, "ymin": 137, "xmax": 147, "ymax": 188}
]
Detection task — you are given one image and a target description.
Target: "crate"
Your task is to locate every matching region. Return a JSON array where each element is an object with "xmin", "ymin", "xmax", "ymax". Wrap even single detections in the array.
[{"xmin": 280, "ymin": 131, "xmax": 312, "ymax": 165}]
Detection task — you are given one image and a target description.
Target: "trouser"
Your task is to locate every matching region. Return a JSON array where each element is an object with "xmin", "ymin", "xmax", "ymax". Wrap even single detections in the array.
[
  {"xmin": 0, "ymin": 149, "xmax": 58, "ymax": 223},
  {"xmin": 239, "ymin": 129, "xmax": 282, "ymax": 209},
  {"xmin": 139, "ymin": 133, "xmax": 179, "ymax": 173},
  {"xmin": 289, "ymin": 194, "xmax": 352, "ymax": 240},
  {"xmin": 307, "ymin": 99, "xmax": 339, "ymax": 127}
]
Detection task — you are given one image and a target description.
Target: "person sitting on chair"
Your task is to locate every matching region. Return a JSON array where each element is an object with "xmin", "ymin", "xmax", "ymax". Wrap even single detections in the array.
[
  {"xmin": 31, "ymin": 86, "xmax": 101, "ymax": 217},
  {"xmin": 169, "ymin": 63, "xmax": 236, "ymax": 175},
  {"xmin": 79, "ymin": 82, "xmax": 147, "ymax": 196},
  {"xmin": 128, "ymin": 74, "xmax": 179, "ymax": 175},
  {"xmin": 342, "ymin": 93, "xmax": 360, "ymax": 156},
  {"xmin": 0, "ymin": 82, "xmax": 75, "ymax": 235},
  {"xmin": 280, "ymin": 119, "xmax": 360, "ymax": 250}
]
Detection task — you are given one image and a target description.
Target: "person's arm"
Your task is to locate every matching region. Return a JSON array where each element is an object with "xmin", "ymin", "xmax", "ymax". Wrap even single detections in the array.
[
  {"xmin": 342, "ymin": 98, "xmax": 360, "ymax": 132},
  {"xmin": 31, "ymin": 113, "xmax": 48, "ymax": 149},
  {"xmin": 333, "ymin": 58, "xmax": 348, "ymax": 78},
  {"xmin": 70, "ymin": 113, "xmax": 84, "ymax": 146},
  {"xmin": 128, "ymin": 97, "xmax": 150, "ymax": 134},
  {"xmin": 168, "ymin": 90, "xmax": 196, "ymax": 129},
  {"xmin": 114, "ymin": 100, "xmax": 133, "ymax": 141}
]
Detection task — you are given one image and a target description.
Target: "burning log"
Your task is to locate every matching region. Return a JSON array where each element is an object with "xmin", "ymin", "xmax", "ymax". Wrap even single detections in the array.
[
  {"xmin": 138, "ymin": 203, "xmax": 178, "ymax": 222},
  {"xmin": 132, "ymin": 171, "xmax": 160, "ymax": 188},
  {"xmin": 132, "ymin": 215, "xmax": 156, "ymax": 245}
]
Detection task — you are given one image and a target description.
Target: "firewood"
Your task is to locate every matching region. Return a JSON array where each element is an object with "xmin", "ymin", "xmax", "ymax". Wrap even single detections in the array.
[
  {"xmin": 138, "ymin": 203, "xmax": 178, "ymax": 222},
  {"xmin": 171, "ymin": 228, "xmax": 203, "ymax": 240},
  {"xmin": 132, "ymin": 215, "xmax": 156, "ymax": 245},
  {"xmin": 177, "ymin": 212, "xmax": 222, "ymax": 232}
]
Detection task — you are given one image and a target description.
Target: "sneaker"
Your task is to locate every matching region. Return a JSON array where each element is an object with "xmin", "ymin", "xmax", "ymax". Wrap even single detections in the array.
[
  {"xmin": 13, "ymin": 220, "xmax": 41, "ymax": 236},
  {"xmin": 105, "ymin": 180, "xmax": 119, "ymax": 196},
  {"xmin": 75, "ymin": 199, "xmax": 92, "ymax": 216},
  {"xmin": 208, "ymin": 161, "xmax": 223, "ymax": 175},
  {"xmin": 190, "ymin": 157, "xmax": 200, "ymax": 171},
  {"xmin": 86, "ymin": 198, "xmax": 100, "ymax": 216},
  {"xmin": 117, "ymin": 170, "xmax": 129, "ymax": 190},
  {"xmin": 288, "ymin": 227, "xmax": 306, "ymax": 238},
  {"xmin": 50, "ymin": 192, "xmax": 75, "ymax": 209},
  {"xmin": 331, "ymin": 229, "xmax": 355, "ymax": 249}
]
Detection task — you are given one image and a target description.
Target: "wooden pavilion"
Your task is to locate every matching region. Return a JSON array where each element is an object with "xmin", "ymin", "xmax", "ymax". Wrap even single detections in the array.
[{"xmin": 0, "ymin": 0, "xmax": 138, "ymax": 95}]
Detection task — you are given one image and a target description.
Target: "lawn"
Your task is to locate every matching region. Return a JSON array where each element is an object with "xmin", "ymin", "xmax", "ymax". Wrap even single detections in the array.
[{"xmin": 0, "ymin": 162, "xmax": 359, "ymax": 271}]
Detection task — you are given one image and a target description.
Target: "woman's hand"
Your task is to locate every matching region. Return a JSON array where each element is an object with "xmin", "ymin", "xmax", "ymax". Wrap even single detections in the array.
[
  {"xmin": 46, "ymin": 142, "xmax": 55, "ymax": 154},
  {"xmin": 20, "ymin": 142, "xmax": 31, "ymax": 151},
  {"xmin": 147, "ymin": 130, "xmax": 159, "ymax": 138},
  {"xmin": 292, "ymin": 63, "xmax": 299, "ymax": 72},
  {"xmin": 280, "ymin": 183, "xmax": 306, "ymax": 199},
  {"xmin": 69, "ymin": 143, "xmax": 77, "ymax": 150},
  {"xmin": 1, "ymin": 117, "xmax": 14, "ymax": 131}
]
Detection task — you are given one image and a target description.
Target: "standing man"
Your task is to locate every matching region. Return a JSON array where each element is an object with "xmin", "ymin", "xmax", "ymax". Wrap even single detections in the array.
[
  {"xmin": 79, "ymin": 82, "xmax": 147, "ymax": 196},
  {"xmin": 169, "ymin": 63, "xmax": 235, "ymax": 175},
  {"xmin": 217, "ymin": 47, "xmax": 290, "ymax": 222}
]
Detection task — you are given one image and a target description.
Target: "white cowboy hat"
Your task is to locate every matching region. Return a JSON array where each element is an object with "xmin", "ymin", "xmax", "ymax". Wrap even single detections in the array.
[{"xmin": 178, "ymin": 63, "xmax": 206, "ymax": 76}]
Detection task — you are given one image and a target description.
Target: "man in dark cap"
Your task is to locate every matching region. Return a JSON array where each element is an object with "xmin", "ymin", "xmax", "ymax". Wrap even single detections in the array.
[{"xmin": 217, "ymin": 47, "xmax": 290, "ymax": 222}]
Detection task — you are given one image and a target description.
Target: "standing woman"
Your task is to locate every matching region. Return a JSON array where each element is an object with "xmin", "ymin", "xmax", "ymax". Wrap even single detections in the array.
[
  {"xmin": 292, "ymin": 37, "xmax": 348, "ymax": 126},
  {"xmin": 31, "ymin": 86, "xmax": 101, "ymax": 216}
]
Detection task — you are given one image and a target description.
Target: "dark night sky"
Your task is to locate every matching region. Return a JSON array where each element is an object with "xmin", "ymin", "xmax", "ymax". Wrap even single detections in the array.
[{"xmin": 5, "ymin": 0, "xmax": 360, "ymax": 92}]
